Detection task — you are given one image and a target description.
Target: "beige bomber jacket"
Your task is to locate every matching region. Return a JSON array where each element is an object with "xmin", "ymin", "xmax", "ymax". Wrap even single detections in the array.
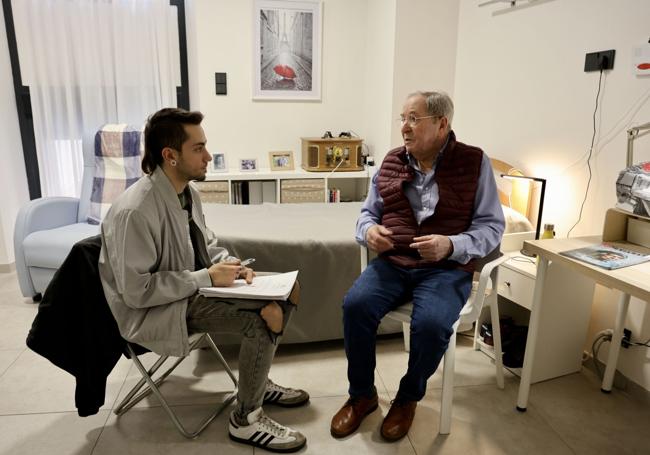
[{"xmin": 98, "ymin": 167, "xmax": 230, "ymax": 356}]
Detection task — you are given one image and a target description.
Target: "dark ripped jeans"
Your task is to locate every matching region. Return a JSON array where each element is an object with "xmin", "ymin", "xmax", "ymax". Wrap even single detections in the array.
[{"xmin": 186, "ymin": 295, "xmax": 294, "ymax": 417}]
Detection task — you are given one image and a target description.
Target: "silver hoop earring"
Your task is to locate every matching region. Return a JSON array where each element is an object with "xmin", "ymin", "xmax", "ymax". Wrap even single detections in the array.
[{"xmin": 170, "ymin": 159, "xmax": 177, "ymax": 167}]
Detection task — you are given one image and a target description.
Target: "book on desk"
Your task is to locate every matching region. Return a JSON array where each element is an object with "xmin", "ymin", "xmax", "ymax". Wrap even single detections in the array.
[
  {"xmin": 560, "ymin": 242, "xmax": 650, "ymax": 270},
  {"xmin": 559, "ymin": 208, "xmax": 650, "ymax": 270}
]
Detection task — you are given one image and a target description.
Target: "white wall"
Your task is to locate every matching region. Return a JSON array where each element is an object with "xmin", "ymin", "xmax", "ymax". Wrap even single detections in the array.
[
  {"xmin": 0, "ymin": 4, "xmax": 29, "ymax": 266},
  {"xmin": 389, "ymin": 0, "xmax": 460, "ymax": 154},
  {"xmin": 455, "ymin": 0, "xmax": 650, "ymax": 390},
  {"xmin": 360, "ymin": 0, "xmax": 396, "ymax": 163},
  {"xmin": 187, "ymin": 0, "xmax": 379, "ymax": 169},
  {"xmin": 185, "ymin": 0, "xmax": 460, "ymax": 168}
]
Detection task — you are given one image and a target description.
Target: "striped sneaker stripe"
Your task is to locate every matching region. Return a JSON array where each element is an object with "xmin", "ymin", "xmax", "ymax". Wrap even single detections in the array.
[
  {"xmin": 260, "ymin": 434, "xmax": 275, "ymax": 447},
  {"xmin": 264, "ymin": 382, "xmax": 309, "ymax": 408},
  {"xmin": 228, "ymin": 409, "xmax": 306, "ymax": 452},
  {"xmin": 246, "ymin": 428, "xmax": 278, "ymax": 446},
  {"xmin": 248, "ymin": 431, "xmax": 261, "ymax": 442}
]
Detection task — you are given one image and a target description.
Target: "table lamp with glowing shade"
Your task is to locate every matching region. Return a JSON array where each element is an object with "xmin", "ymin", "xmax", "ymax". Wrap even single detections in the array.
[{"xmin": 500, "ymin": 173, "xmax": 547, "ymax": 256}]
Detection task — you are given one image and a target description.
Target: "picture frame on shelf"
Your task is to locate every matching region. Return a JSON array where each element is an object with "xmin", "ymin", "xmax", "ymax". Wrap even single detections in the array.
[
  {"xmin": 252, "ymin": 0, "xmax": 322, "ymax": 100},
  {"xmin": 212, "ymin": 153, "xmax": 227, "ymax": 172},
  {"xmin": 239, "ymin": 158, "xmax": 258, "ymax": 172},
  {"xmin": 269, "ymin": 151, "xmax": 294, "ymax": 171}
]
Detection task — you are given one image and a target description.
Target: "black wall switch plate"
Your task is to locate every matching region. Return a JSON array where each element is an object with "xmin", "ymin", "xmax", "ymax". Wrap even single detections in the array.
[
  {"xmin": 215, "ymin": 72, "xmax": 227, "ymax": 95},
  {"xmin": 584, "ymin": 49, "xmax": 615, "ymax": 72}
]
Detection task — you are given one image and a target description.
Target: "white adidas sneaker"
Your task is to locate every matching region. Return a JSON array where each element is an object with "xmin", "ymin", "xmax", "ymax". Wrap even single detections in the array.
[
  {"xmin": 229, "ymin": 407, "xmax": 306, "ymax": 453},
  {"xmin": 263, "ymin": 379, "xmax": 310, "ymax": 407}
]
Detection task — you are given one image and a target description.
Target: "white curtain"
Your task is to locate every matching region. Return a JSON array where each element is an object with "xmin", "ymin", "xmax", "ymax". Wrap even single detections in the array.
[{"xmin": 12, "ymin": 0, "xmax": 180, "ymax": 197}]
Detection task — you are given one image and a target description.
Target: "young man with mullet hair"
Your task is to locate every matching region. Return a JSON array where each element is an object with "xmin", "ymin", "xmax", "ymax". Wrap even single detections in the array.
[{"xmin": 99, "ymin": 108, "xmax": 308, "ymax": 453}]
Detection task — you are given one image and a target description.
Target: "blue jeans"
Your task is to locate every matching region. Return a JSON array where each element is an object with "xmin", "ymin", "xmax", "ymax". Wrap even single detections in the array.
[{"xmin": 343, "ymin": 257, "xmax": 472, "ymax": 401}]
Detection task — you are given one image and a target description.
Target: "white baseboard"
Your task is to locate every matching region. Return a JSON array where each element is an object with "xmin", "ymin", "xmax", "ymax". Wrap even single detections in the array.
[{"xmin": 582, "ymin": 355, "xmax": 650, "ymax": 405}]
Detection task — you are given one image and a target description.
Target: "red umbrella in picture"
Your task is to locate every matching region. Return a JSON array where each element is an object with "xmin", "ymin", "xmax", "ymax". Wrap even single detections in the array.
[{"xmin": 273, "ymin": 64, "xmax": 296, "ymax": 79}]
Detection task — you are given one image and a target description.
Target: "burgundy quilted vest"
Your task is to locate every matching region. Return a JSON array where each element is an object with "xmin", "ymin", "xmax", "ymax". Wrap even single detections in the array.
[{"xmin": 376, "ymin": 131, "xmax": 483, "ymax": 272}]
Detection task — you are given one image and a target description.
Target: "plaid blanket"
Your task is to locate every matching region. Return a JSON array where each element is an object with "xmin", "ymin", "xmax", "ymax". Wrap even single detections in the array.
[{"xmin": 87, "ymin": 124, "xmax": 143, "ymax": 224}]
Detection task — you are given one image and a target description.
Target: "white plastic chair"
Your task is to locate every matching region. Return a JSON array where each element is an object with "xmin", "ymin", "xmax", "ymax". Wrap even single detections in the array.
[{"xmin": 360, "ymin": 246, "xmax": 507, "ymax": 434}]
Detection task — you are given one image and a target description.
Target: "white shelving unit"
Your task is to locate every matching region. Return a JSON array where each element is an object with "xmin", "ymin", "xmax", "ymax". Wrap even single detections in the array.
[{"xmin": 204, "ymin": 167, "xmax": 371, "ymax": 204}]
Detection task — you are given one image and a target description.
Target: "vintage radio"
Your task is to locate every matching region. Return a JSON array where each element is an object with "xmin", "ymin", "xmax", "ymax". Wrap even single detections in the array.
[{"xmin": 301, "ymin": 137, "xmax": 364, "ymax": 172}]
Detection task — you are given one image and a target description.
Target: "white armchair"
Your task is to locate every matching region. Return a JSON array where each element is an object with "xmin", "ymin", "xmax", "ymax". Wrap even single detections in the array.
[{"xmin": 14, "ymin": 125, "xmax": 141, "ymax": 300}]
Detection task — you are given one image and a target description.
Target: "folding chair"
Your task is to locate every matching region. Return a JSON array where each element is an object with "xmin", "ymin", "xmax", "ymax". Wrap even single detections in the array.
[{"xmin": 114, "ymin": 332, "xmax": 238, "ymax": 439}]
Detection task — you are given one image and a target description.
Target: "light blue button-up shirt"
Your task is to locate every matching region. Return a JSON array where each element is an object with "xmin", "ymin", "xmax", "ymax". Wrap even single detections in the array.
[{"xmin": 355, "ymin": 141, "xmax": 505, "ymax": 265}]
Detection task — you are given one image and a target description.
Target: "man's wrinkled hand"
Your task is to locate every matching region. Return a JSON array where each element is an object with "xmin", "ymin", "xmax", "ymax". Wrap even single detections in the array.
[
  {"xmin": 208, "ymin": 261, "xmax": 242, "ymax": 287},
  {"xmin": 409, "ymin": 234, "xmax": 453, "ymax": 261},
  {"xmin": 366, "ymin": 224, "xmax": 394, "ymax": 253}
]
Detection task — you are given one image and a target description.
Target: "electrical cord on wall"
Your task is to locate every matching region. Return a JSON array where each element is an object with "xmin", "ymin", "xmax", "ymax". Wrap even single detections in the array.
[
  {"xmin": 590, "ymin": 329, "xmax": 650, "ymax": 380},
  {"xmin": 553, "ymin": 84, "xmax": 650, "ymax": 179},
  {"xmin": 594, "ymin": 85, "xmax": 650, "ymax": 160},
  {"xmin": 626, "ymin": 337, "xmax": 650, "ymax": 348},
  {"xmin": 567, "ymin": 68, "xmax": 604, "ymax": 238},
  {"xmin": 591, "ymin": 328, "xmax": 612, "ymax": 379}
]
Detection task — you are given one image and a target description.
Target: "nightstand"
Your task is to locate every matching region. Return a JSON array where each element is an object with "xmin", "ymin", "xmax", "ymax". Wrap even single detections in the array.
[{"xmin": 477, "ymin": 247, "xmax": 595, "ymax": 383}]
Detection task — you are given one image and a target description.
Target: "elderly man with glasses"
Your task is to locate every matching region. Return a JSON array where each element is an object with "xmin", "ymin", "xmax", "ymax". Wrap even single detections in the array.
[{"xmin": 330, "ymin": 91, "xmax": 505, "ymax": 442}]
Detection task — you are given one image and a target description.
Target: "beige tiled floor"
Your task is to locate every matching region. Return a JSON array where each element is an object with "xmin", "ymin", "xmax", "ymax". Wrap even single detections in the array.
[{"xmin": 1, "ymin": 270, "xmax": 649, "ymax": 454}]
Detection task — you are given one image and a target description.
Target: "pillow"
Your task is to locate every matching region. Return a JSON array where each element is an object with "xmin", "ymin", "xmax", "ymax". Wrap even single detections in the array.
[
  {"xmin": 502, "ymin": 204, "xmax": 534, "ymax": 234},
  {"xmin": 87, "ymin": 124, "xmax": 143, "ymax": 225}
]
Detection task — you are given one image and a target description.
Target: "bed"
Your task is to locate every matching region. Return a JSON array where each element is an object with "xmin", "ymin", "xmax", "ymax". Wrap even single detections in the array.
[
  {"xmin": 201, "ymin": 159, "xmax": 536, "ymax": 344},
  {"xmin": 202, "ymin": 202, "xmax": 374, "ymax": 344}
]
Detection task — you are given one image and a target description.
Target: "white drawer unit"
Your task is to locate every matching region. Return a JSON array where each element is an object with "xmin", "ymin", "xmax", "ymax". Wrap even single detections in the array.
[
  {"xmin": 498, "ymin": 264, "xmax": 534, "ymax": 311},
  {"xmin": 280, "ymin": 178, "xmax": 325, "ymax": 203},
  {"xmin": 194, "ymin": 180, "xmax": 229, "ymax": 204}
]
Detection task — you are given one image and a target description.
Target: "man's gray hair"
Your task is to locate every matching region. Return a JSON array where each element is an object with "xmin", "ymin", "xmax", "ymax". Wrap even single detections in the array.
[{"xmin": 409, "ymin": 91, "xmax": 454, "ymax": 130}]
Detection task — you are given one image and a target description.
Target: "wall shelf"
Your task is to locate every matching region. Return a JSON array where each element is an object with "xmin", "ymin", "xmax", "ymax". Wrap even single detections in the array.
[{"xmin": 199, "ymin": 167, "xmax": 372, "ymax": 204}]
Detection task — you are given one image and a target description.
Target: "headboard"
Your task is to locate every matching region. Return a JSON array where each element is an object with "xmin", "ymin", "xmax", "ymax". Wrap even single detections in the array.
[{"xmin": 491, "ymin": 158, "xmax": 537, "ymax": 235}]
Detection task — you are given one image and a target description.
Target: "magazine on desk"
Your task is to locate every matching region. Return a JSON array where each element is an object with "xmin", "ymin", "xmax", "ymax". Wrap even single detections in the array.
[
  {"xmin": 560, "ymin": 243, "xmax": 650, "ymax": 270},
  {"xmin": 199, "ymin": 270, "xmax": 298, "ymax": 300}
]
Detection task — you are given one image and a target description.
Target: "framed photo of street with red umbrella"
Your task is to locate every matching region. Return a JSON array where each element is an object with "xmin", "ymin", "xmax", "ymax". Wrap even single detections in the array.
[{"xmin": 253, "ymin": 0, "xmax": 322, "ymax": 100}]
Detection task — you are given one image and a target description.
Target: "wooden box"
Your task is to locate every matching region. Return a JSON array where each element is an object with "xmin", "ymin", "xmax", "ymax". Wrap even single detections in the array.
[
  {"xmin": 194, "ymin": 181, "xmax": 229, "ymax": 204},
  {"xmin": 603, "ymin": 208, "xmax": 650, "ymax": 249},
  {"xmin": 280, "ymin": 179, "xmax": 325, "ymax": 203}
]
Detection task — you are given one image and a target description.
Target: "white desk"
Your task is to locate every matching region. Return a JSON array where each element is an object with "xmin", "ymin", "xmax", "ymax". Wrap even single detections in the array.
[{"xmin": 517, "ymin": 236, "xmax": 650, "ymax": 411}]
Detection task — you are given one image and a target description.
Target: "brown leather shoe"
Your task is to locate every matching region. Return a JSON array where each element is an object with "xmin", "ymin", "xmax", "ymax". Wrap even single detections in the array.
[
  {"xmin": 330, "ymin": 394, "xmax": 379, "ymax": 438},
  {"xmin": 380, "ymin": 398, "xmax": 417, "ymax": 441}
]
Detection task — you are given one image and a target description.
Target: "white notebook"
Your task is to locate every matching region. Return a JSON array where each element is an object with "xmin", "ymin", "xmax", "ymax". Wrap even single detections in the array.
[{"xmin": 199, "ymin": 270, "xmax": 298, "ymax": 301}]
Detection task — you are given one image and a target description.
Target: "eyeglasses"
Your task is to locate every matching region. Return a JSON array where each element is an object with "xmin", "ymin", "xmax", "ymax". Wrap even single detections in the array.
[{"xmin": 398, "ymin": 114, "xmax": 440, "ymax": 128}]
